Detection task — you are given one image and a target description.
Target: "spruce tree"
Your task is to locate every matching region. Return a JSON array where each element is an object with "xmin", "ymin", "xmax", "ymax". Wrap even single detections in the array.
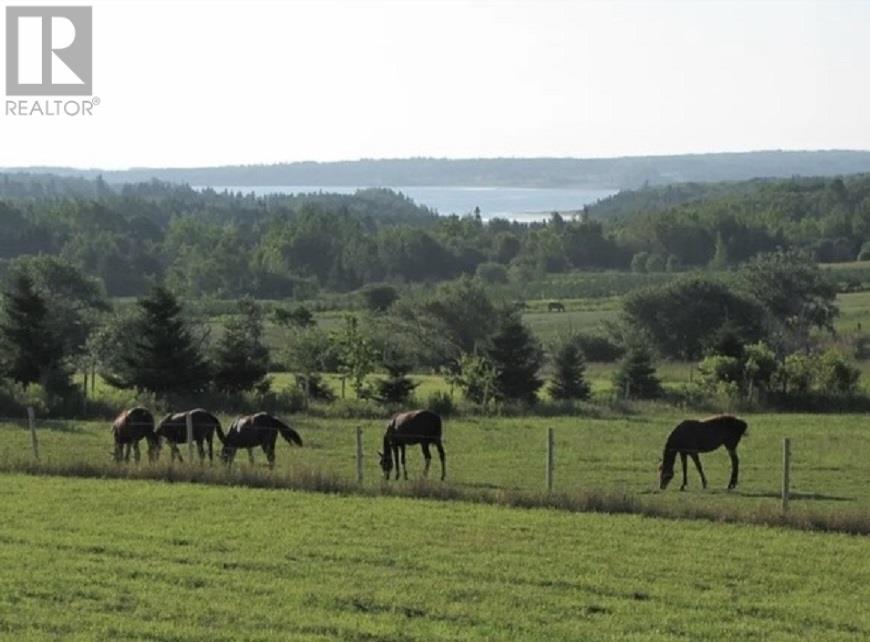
[
  {"xmin": 110, "ymin": 286, "xmax": 209, "ymax": 396},
  {"xmin": 213, "ymin": 298, "xmax": 270, "ymax": 393},
  {"xmin": 613, "ymin": 346, "xmax": 662, "ymax": 399},
  {"xmin": 549, "ymin": 338, "xmax": 591, "ymax": 401},
  {"xmin": 486, "ymin": 311, "xmax": 544, "ymax": 403},
  {"xmin": 374, "ymin": 361, "xmax": 419, "ymax": 406},
  {"xmin": 0, "ymin": 274, "xmax": 65, "ymax": 387}
]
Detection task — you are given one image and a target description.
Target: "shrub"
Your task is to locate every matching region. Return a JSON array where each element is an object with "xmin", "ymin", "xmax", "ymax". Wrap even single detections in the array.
[
  {"xmin": 475, "ymin": 262, "xmax": 509, "ymax": 285},
  {"xmin": 573, "ymin": 333, "xmax": 624, "ymax": 362},
  {"xmin": 816, "ymin": 349, "xmax": 861, "ymax": 395},
  {"xmin": 426, "ymin": 390, "xmax": 455, "ymax": 417},
  {"xmin": 361, "ymin": 284, "xmax": 399, "ymax": 312}
]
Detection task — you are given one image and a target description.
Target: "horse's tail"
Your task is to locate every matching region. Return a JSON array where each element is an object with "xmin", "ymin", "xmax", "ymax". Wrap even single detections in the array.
[{"xmin": 276, "ymin": 421, "xmax": 303, "ymax": 447}]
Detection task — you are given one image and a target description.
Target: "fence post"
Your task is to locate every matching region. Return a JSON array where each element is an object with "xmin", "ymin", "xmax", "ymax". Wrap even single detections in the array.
[
  {"xmin": 27, "ymin": 406, "xmax": 38, "ymax": 460},
  {"xmin": 546, "ymin": 428, "xmax": 554, "ymax": 492},
  {"xmin": 356, "ymin": 426, "xmax": 364, "ymax": 485},
  {"xmin": 782, "ymin": 438, "xmax": 791, "ymax": 513},
  {"xmin": 186, "ymin": 412, "xmax": 195, "ymax": 463}
]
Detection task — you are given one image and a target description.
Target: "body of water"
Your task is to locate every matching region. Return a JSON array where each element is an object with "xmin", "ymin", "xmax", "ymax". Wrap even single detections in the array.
[{"xmin": 200, "ymin": 185, "xmax": 617, "ymax": 221}]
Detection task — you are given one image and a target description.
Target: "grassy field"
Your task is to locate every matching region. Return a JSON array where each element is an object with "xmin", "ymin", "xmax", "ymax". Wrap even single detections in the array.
[
  {"xmin": 3, "ymin": 412, "xmax": 870, "ymax": 530},
  {"xmin": 1, "ymin": 473, "xmax": 868, "ymax": 641}
]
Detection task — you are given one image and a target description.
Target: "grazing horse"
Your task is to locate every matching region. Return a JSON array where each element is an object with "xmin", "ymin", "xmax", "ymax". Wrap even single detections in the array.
[
  {"xmin": 111, "ymin": 407, "xmax": 158, "ymax": 463},
  {"xmin": 216, "ymin": 413, "xmax": 303, "ymax": 467},
  {"xmin": 155, "ymin": 409, "xmax": 220, "ymax": 463},
  {"xmin": 547, "ymin": 301, "xmax": 565, "ymax": 312},
  {"xmin": 659, "ymin": 414, "xmax": 748, "ymax": 491},
  {"xmin": 378, "ymin": 410, "xmax": 446, "ymax": 481}
]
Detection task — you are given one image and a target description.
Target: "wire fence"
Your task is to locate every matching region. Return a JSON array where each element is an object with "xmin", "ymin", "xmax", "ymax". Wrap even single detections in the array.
[{"xmin": 0, "ymin": 409, "xmax": 870, "ymax": 513}]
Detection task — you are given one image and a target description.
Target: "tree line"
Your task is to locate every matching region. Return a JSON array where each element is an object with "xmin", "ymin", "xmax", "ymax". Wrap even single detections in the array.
[{"xmin": 5, "ymin": 172, "xmax": 870, "ymax": 301}]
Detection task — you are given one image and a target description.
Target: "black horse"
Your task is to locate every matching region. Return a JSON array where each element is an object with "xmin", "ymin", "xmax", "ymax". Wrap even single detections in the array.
[
  {"xmin": 547, "ymin": 301, "xmax": 565, "ymax": 312},
  {"xmin": 112, "ymin": 407, "xmax": 158, "ymax": 463},
  {"xmin": 155, "ymin": 409, "xmax": 221, "ymax": 463},
  {"xmin": 216, "ymin": 413, "xmax": 303, "ymax": 467},
  {"xmin": 379, "ymin": 410, "xmax": 446, "ymax": 481},
  {"xmin": 659, "ymin": 414, "xmax": 748, "ymax": 491}
]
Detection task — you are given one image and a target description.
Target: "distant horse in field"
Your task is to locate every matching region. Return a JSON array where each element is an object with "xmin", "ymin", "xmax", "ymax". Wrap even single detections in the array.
[
  {"xmin": 216, "ymin": 413, "xmax": 303, "ymax": 467},
  {"xmin": 659, "ymin": 414, "xmax": 748, "ymax": 491},
  {"xmin": 379, "ymin": 410, "xmax": 446, "ymax": 481},
  {"xmin": 155, "ymin": 409, "xmax": 221, "ymax": 463},
  {"xmin": 112, "ymin": 407, "xmax": 158, "ymax": 463},
  {"xmin": 547, "ymin": 301, "xmax": 565, "ymax": 312}
]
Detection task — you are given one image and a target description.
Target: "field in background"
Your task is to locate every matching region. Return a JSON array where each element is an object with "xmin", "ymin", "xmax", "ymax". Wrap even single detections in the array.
[{"xmin": 1, "ymin": 473, "xmax": 868, "ymax": 641}]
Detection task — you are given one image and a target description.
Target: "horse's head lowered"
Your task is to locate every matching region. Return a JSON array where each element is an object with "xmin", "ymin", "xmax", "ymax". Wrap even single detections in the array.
[
  {"xmin": 658, "ymin": 459, "xmax": 675, "ymax": 490},
  {"xmin": 378, "ymin": 450, "xmax": 393, "ymax": 480}
]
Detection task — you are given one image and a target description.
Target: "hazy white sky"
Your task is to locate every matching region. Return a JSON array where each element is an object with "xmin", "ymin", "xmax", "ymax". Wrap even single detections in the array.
[{"xmin": 1, "ymin": 0, "xmax": 869, "ymax": 168}]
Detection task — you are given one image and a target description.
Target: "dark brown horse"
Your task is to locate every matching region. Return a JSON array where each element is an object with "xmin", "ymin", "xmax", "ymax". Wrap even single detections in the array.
[
  {"xmin": 112, "ymin": 407, "xmax": 158, "ymax": 463},
  {"xmin": 216, "ymin": 413, "xmax": 302, "ymax": 467},
  {"xmin": 379, "ymin": 410, "xmax": 446, "ymax": 481},
  {"xmin": 155, "ymin": 409, "xmax": 221, "ymax": 463},
  {"xmin": 547, "ymin": 301, "xmax": 565, "ymax": 312},
  {"xmin": 659, "ymin": 414, "xmax": 748, "ymax": 491}
]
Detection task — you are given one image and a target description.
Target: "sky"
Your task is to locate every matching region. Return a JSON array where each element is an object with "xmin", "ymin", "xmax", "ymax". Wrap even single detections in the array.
[{"xmin": 1, "ymin": 0, "xmax": 869, "ymax": 169}]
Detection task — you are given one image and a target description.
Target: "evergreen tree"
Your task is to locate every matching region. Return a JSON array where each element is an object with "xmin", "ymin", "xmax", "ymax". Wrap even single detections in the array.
[
  {"xmin": 486, "ymin": 311, "xmax": 544, "ymax": 403},
  {"xmin": 0, "ymin": 274, "xmax": 67, "ymax": 388},
  {"xmin": 373, "ymin": 361, "xmax": 419, "ymax": 406},
  {"xmin": 213, "ymin": 298, "xmax": 270, "ymax": 393},
  {"xmin": 109, "ymin": 286, "xmax": 209, "ymax": 396},
  {"xmin": 548, "ymin": 338, "xmax": 590, "ymax": 401},
  {"xmin": 613, "ymin": 346, "xmax": 662, "ymax": 399}
]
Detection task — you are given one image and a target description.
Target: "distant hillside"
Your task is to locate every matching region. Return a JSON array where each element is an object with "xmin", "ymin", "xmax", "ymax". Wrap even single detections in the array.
[{"xmin": 9, "ymin": 150, "xmax": 870, "ymax": 190}]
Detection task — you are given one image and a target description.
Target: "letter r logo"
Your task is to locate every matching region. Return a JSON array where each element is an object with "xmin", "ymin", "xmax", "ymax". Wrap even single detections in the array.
[{"xmin": 5, "ymin": 6, "xmax": 93, "ymax": 96}]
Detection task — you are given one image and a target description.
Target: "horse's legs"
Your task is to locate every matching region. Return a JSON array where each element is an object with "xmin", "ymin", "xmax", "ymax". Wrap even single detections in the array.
[
  {"xmin": 247, "ymin": 448, "xmax": 255, "ymax": 465},
  {"xmin": 170, "ymin": 442, "xmax": 183, "ymax": 463},
  {"xmin": 679, "ymin": 452, "xmax": 688, "ymax": 490},
  {"xmin": 727, "ymin": 448, "xmax": 739, "ymax": 489},
  {"xmin": 435, "ymin": 442, "xmax": 446, "ymax": 481},
  {"xmin": 114, "ymin": 441, "xmax": 123, "ymax": 463},
  {"xmin": 400, "ymin": 445, "xmax": 408, "ymax": 480},
  {"xmin": 421, "ymin": 443, "xmax": 432, "ymax": 478},
  {"xmin": 689, "ymin": 452, "xmax": 707, "ymax": 489},
  {"xmin": 265, "ymin": 446, "xmax": 275, "ymax": 469},
  {"xmin": 391, "ymin": 444, "xmax": 401, "ymax": 480},
  {"xmin": 196, "ymin": 440, "xmax": 206, "ymax": 463},
  {"xmin": 132, "ymin": 441, "xmax": 141, "ymax": 463},
  {"xmin": 207, "ymin": 434, "xmax": 213, "ymax": 463}
]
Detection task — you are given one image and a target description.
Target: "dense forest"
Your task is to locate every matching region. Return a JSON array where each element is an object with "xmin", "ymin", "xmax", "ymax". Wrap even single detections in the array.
[
  {"xmin": 3, "ymin": 171, "xmax": 870, "ymax": 299},
  {"xmin": 14, "ymin": 150, "xmax": 870, "ymax": 189}
]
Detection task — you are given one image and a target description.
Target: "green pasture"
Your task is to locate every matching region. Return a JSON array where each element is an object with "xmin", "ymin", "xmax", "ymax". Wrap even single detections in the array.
[
  {"xmin": 0, "ymin": 473, "xmax": 868, "ymax": 641},
  {"xmin": 2, "ymin": 412, "xmax": 870, "ymax": 524}
]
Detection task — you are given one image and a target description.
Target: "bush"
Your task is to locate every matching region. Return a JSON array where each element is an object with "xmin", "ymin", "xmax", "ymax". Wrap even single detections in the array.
[
  {"xmin": 361, "ymin": 284, "xmax": 399, "ymax": 312},
  {"xmin": 294, "ymin": 373, "xmax": 336, "ymax": 403},
  {"xmin": 426, "ymin": 390, "xmax": 455, "ymax": 417},
  {"xmin": 630, "ymin": 252, "xmax": 649, "ymax": 273},
  {"xmin": 573, "ymin": 333, "xmax": 624, "ymax": 362},
  {"xmin": 475, "ymin": 262, "xmax": 509, "ymax": 285},
  {"xmin": 816, "ymin": 350, "xmax": 861, "ymax": 395}
]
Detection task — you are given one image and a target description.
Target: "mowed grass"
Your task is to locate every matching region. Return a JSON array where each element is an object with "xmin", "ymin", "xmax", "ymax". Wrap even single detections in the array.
[
  {"xmin": 2, "ymin": 413, "xmax": 870, "ymax": 527},
  {"xmin": 1, "ymin": 473, "xmax": 869, "ymax": 641}
]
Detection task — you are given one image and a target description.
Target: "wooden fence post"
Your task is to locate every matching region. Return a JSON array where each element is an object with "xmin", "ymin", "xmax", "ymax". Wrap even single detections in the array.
[
  {"xmin": 27, "ymin": 406, "xmax": 38, "ymax": 460},
  {"xmin": 186, "ymin": 412, "xmax": 195, "ymax": 463},
  {"xmin": 546, "ymin": 428, "xmax": 555, "ymax": 492},
  {"xmin": 356, "ymin": 426, "xmax": 364, "ymax": 485},
  {"xmin": 782, "ymin": 438, "xmax": 791, "ymax": 513}
]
